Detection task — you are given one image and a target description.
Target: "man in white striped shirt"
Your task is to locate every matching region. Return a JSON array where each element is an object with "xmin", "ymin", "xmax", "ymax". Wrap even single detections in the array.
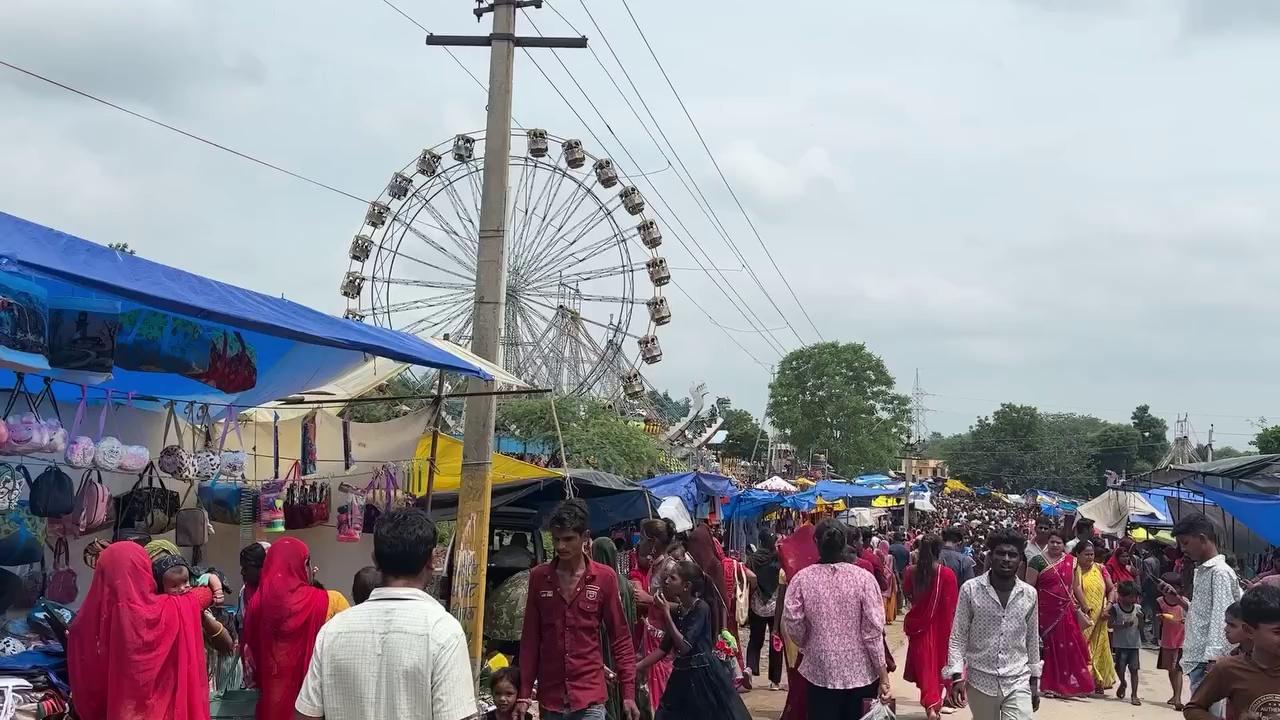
[{"xmin": 295, "ymin": 508, "xmax": 477, "ymax": 720}]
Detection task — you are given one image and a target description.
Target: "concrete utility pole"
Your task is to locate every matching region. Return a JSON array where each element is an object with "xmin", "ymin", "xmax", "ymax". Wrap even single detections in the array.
[{"xmin": 427, "ymin": 0, "xmax": 586, "ymax": 674}]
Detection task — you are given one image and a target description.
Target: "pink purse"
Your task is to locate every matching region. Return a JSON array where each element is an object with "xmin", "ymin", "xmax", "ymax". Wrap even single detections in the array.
[{"xmin": 64, "ymin": 385, "xmax": 95, "ymax": 469}]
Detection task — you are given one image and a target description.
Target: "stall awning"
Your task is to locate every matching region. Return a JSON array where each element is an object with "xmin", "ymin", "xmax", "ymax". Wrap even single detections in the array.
[
  {"xmin": 643, "ymin": 471, "xmax": 739, "ymax": 513},
  {"xmin": 0, "ymin": 211, "xmax": 490, "ymax": 409},
  {"xmin": 410, "ymin": 433, "xmax": 560, "ymax": 494}
]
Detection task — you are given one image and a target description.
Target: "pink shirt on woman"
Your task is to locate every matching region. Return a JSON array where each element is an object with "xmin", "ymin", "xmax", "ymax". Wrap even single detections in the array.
[{"xmin": 783, "ymin": 562, "xmax": 886, "ymax": 689}]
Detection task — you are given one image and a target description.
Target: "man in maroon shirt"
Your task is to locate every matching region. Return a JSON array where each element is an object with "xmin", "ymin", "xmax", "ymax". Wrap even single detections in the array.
[{"xmin": 517, "ymin": 499, "xmax": 639, "ymax": 720}]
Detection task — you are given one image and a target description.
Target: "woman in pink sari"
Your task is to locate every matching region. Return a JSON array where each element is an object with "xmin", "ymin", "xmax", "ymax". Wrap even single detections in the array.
[
  {"xmin": 903, "ymin": 535, "xmax": 958, "ymax": 720},
  {"xmin": 1025, "ymin": 528, "xmax": 1095, "ymax": 698}
]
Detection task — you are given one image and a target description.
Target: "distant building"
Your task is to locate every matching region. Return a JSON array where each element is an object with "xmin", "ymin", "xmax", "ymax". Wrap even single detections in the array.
[{"xmin": 905, "ymin": 457, "xmax": 948, "ymax": 479}]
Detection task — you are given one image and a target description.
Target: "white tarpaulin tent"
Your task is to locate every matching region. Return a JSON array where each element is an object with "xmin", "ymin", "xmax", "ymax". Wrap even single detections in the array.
[
  {"xmin": 757, "ymin": 476, "xmax": 798, "ymax": 493},
  {"xmin": 1076, "ymin": 489, "xmax": 1163, "ymax": 536}
]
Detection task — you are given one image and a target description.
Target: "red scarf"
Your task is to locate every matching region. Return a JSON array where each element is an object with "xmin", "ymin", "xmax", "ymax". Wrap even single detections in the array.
[
  {"xmin": 1105, "ymin": 554, "xmax": 1135, "ymax": 584},
  {"xmin": 68, "ymin": 542, "xmax": 211, "ymax": 720},
  {"xmin": 244, "ymin": 538, "xmax": 331, "ymax": 720}
]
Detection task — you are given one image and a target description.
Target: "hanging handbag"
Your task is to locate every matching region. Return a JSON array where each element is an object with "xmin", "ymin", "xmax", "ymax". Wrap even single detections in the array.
[
  {"xmin": 115, "ymin": 395, "xmax": 152, "ymax": 474},
  {"xmin": 218, "ymin": 406, "xmax": 247, "ymax": 479},
  {"xmin": 309, "ymin": 480, "xmax": 331, "ymax": 526},
  {"xmin": 1, "ymin": 376, "xmax": 48, "ymax": 455},
  {"xmin": 114, "ymin": 461, "xmax": 184, "ymax": 537},
  {"xmin": 198, "ymin": 409, "xmax": 251, "ymax": 526},
  {"xmin": 45, "ymin": 538, "xmax": 76, "ymax": 605},
  {"xmin": 158, "ymin": 402, "xmax": 196, "ymax": 479},
  {"xmin": 0, "ymin": 464, "xmax": 25, "ymax": 513},
  {"xmin": 361, "ymin": 465, "xmax": 389, "ymax": 535},
  {"xmin": 0, "ymin": 501, "xmax": 47, "ymax": 567},
  {"xmin": 193, "ymin": 405, "xmax": 221, "ymax": 480},
  {"xmin": 73, "ymin": 468, "xmax": 112, "ymax": 535},
  {"xmin": 28, "ymin": 464, "xmax": 73, "ymax": 518},
  {"xmin": 336, "ymin": 482, "xmax": 365, "ymax": 543},
  {"xmin": 64, "ymin": 385, "xmax": 96, "ymax": 469},
  {"xmin": 258, "ymin": 461, "xmax": 298, "ymax": 534},
  {"xmin": 283, "ymin": 482, "xmax": 309, "ymax": 530},
  {"xmin": 175, "ymin": 506, "xmax": 210, "ymax": 547},
  {"xmin": 18, "ymin": 559, "xmax": 45, "ymax": 609},
  {"xmin": 32, "ymin": 378, "xmax": 66, "ymax": 455}
]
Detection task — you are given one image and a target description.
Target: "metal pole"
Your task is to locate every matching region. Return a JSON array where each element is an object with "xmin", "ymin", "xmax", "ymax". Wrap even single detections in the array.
[
  {"xmin": 451, "ymin": 0, "xmax": 518, "ymax": 673},
  {"xmin": 424, "ymin": 372, "xmax": 446, "ymax": 512}
]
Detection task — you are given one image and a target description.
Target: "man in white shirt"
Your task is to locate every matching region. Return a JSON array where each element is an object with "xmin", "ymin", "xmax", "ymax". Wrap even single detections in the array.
[
  {"xmin": 295, "ymin": 508, "xmax": 477, "ymax": 720},
  {"xmin": 1064, "ymin": 518, "xmax": 1094, "ymax": 552},
  {"xmin": 1172, "ymin": 515, "xmax": 1243, "ymax": 702},
  {"xmin": 946, "ymin": 528, "xmax": 1041, "ymax": 720}
]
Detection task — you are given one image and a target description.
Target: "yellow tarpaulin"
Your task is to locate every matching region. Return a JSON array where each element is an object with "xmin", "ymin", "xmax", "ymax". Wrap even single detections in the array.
[
  {"xmin": 944, "ymin": 479, "xmax": 974, "ymax": 495},
  {"xmin": 814, "ymin": 498, "xmax": 847, "ymax": 511},
  {"xmin": 407, "ymin": 433, "xmax": 561, "ymax": 495},
  {"xmin": 872, "ymin": 495, "xmax": 905, "ymax": 508},
  {"xmin": 1129, "ymin": 527, "xmax": 1176, "ymax": 546}
]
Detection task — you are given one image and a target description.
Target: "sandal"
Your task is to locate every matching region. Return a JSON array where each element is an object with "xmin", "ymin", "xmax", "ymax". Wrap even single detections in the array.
[{"xmin": 1131, "ymin": 698, "xmax": 1142, "ymax": 706}]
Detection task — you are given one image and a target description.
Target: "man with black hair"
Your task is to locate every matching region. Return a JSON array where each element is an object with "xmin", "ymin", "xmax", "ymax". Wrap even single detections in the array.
[
  {"xmin": 1185, "ymin": 584, "xmax": 1280, "ymax": 720},
  {"xmin": 517, "ymin": 499, "xmax": 638, "ymax": 720},
  {"xmin": 1173, "ymin": 514, "xmax": 1242, "ymax": 701},
  {"xmin": 940, "ymin": 525, "xmax": 976, "ymax": 586},
  {"xmin": 946, "ymin": 529, "xmax": 1040, "ymax": 720},
  {"xmin": 295, "ymin": 508, "xmax": 475, "ymax": 720},
  {"xmin": 1066, "ymin": 518, "xmax": 1095, "ymax": 552}
]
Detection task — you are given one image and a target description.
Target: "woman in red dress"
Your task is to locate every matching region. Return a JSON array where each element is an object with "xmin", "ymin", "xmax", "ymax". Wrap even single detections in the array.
[
  {"xmin": 903, "ymin": 534, "xmax": 958, "ymax": 720},
  {"xmin": 1025, "ymin": 529, "xmax": 1096, "ymax": 698},
  {"xmin": 633, "ymin": 518, "xmax": 681, "ymax": 707},
  {"xmin": 778, "ymin": 523, "xmax": 818, "ymax": 720}
]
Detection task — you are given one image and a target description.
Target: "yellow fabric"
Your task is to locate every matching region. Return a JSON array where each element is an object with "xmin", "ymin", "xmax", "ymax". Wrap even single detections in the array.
[
  {"xmin": 872, "ymin": 495, "xmax": 904, "ymax": 508},
  {"xmin": 486, "ymin": 653, "xmax": 510, "ymax": 672},
  {"xmin": 1129, "ymin": 527, "xmax": 1176, "ymax": 546},
  {"xmin": 814, "ymin": 498, "xmax": 846, "ymax": 511},
  {"xmin": 408, "ymin": 433, "xmax": 562, "ymax": 495},
  {"xmin": 1077, "ymin": 564, "xmax": 1116, "ymax": 689},
  {"xmin": 944, "ymin": 479, "xmax": 974, "ymax": 495},
  {"xmin": 325, "ymin": 590, "xmax": 350, "ymax": 622}
]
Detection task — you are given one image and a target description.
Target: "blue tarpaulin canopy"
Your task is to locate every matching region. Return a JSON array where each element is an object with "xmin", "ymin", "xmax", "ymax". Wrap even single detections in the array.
[
  {"xmin": 643, "ymin": 471, "xmax": 739, "ymax": 514},
  {"xmin": 0, "ymin": 211, "xmax": 490, "ymax": 409},
  {"xmin": 722, "ymin": 489, "xmax": 786, "ymax": 520},
  {"xmin": 1187, "ymin": 484, "xmax": 1280, "ymax": 547}
]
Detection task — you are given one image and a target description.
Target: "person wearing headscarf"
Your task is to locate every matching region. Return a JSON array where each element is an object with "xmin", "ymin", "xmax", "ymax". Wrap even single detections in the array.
[
  {"xmin": 634, "ymin": 518, "xmax": 681, "ymax": 708},
  {"xmin": 146, "ymin": 538, "xmax": 183, "ymax": 562},
  {"xmin": 239, "ymin": 541, "xmax": 270, "ymax": 687},
  {"xmin": 746, "ymin": 529, "xmax": 783, "ymax": 690},
  {"xmin": 68, "ymin": 542, "xmax": 215, "ymax": 720},
  {"xmin": 594, "ymin": 537, "xmax": 649, "ymax": 720},
  {"xmin": 243, "ymin": 538, "xmax": 349, "ymax": 720}
]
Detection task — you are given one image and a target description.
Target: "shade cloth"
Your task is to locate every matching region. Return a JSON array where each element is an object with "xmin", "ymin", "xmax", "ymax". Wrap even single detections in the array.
[
  {"xmin": 1186, "ymin": 483, "xmax": 1280, "ymax": 548},
  {"xmin": 642, "ymin": 471, "xmax": 739, "ymax": 514},
  {"xmin": 1075, "ymin": 490, "xmax": 1162, "ymax": 536},
  {"xmin": 409, "ymin": 432, "xmax": 560, "ymax": 494}
]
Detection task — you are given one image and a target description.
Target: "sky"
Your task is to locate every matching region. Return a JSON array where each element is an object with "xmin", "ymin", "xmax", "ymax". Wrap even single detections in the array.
[{"xmin": 2, "ymin": 0, "xmax": 1279, "ymax": 447}]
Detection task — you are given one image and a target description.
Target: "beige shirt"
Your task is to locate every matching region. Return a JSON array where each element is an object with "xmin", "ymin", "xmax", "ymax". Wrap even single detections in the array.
[{"xmin": 295, "ymin": 587, "xmax": 476, "ymax": 720}]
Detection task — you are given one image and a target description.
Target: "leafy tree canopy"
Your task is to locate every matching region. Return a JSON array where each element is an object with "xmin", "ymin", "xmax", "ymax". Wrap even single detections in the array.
[
  {"xmin": 1130, "ymin": 404, "xmax": 1170, "ymax": 467},
  {"xmin": 1252, "ymin": 425, "xmax": 1280, "ymax": 455},
  {"xmin": 718, "ymin": 407, "xmax": 766, "ymax": 460},
  {"xmin": 497, "ymin": 397, "xmax": 660, "ymax": 478},
  {"xmin": 645, "ymin": 390, "xmax": 690, "ymax": 425},
  {"xmin": 767, "ymin": 342, "xmax": 909, "ymax": 475}
]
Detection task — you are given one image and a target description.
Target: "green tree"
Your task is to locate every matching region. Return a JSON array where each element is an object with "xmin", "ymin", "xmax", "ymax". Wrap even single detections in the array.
[
  {"xmin": 767, "ymin": 342, "xmax": 909, "ymax": 475},
  {"xmin": 497, "ymin": 397, "xmax": 660, "ymax": 477},
  {"xmin": 1090, "ymin": 424, "xmax": 1143, "ymax": 477},
  {"xmin": 718, "ymin": 407, "xmax": 766, "ymax": 459},
  {"xmin": 107, "ymin": 242, "xmax": 137, "ymax": 255},
  {"xmin": 1252, "ymin": 426, "xmax": 1280, "ymax": 454},
  {"xmin": 1130, "ymin": 404, "xmax": 1170, "ymax": 468},
  {"xmin": 645, "ymin": 390, "xmax": 690, "ymax": 424}
]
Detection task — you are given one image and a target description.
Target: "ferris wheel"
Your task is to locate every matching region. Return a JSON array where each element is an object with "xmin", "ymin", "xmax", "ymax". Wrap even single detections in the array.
[{"xmin": 339, "ymin": 129, "xmax": 670, "ymax": 401}]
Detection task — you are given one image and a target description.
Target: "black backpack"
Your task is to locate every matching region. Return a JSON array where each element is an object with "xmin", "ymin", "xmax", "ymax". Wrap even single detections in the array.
[{"xmin": 29, "ymin": 464, "xmax": 74, "ymax": 518}]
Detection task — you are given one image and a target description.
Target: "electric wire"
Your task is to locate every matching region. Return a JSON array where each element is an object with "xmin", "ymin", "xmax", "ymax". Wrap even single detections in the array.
[{"xmin": 615, "ymin": 0, "xmax": 826, "ymax": 342}]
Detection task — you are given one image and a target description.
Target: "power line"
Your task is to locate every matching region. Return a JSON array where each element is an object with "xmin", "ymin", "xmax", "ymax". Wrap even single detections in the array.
[
  {"xmin": 615, "ymin": 0, "xmax": 825, "ymax": 342},
  {"xmin": 0, "ymin": 58, "xmax": 370, "ymax": 205},
  {"xmin": 557, "ymin": 0, "xmax": 810, "ymax": 348},
  {"xmin": 517, "ymin": 9, "xmax": 788, "ymax": 356}
]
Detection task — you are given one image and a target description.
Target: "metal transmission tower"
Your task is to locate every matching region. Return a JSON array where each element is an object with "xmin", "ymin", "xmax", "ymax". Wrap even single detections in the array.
[
  {"xmin": 903, "ymin": 370, "xmax": 930, "ymax": 532},
  {"xmin": 1159, "ymin": 413, "xmax": 1202, "ymax": 468},
  {"xmin": 427, "ymin": 0, "xmax": 586, "ymax": 671}
]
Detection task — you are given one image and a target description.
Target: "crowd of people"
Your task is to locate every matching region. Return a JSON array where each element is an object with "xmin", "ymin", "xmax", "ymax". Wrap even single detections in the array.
[{"xmin": 59, "ymin": 487, "xmax": 1280, "ymax": 720}]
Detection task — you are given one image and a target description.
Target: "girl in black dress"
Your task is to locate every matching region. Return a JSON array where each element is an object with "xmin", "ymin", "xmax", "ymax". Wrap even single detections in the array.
[{"xmin": 637, "ymin": 561, "xmax": 752, "ymax": 720}]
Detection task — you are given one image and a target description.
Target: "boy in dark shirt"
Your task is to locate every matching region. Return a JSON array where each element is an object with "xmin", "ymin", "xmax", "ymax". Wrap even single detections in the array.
[
  {"xmin": 1110, "ymin": 581, "xmax": 1144, "ymax": 705},
  {"xmin": 1185, "ymin": 585, "xmax": 1280, "ymax": 720}
]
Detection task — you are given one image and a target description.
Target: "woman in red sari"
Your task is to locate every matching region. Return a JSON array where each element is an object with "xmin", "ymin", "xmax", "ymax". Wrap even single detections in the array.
[
  {"xmin": 1025, "ymin": 529, "xmax": 1095, "ymax": 698},
  {"xmin": 1105, "ymin": 539, "xmax": 1137, "ymax": 587},
  {"xmin": 903, "ymin": 535, "xmax": 958, "ymax": 720},
  {"xmin": 68, "ymin": 542, "xmax": 215, "ymax": 720},
  {"xmin": 778, "ymin": 523, "xmax": 818, "ymax": 720},
  {"xmin": 243, "ymin": 538, "xmax": 348, "ymax": 720}
]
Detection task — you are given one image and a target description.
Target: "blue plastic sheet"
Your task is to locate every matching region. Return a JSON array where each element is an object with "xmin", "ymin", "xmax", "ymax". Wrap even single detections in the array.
[
  {"xmin": 643, "ymin": 471, "xmax": 739, "ymax": 513},
  {"xmin": 0, "ymin": 211, "xmax": 489, "ymax": 408},
  {"xmin": 722, "ymin": 489, "xmax": 785, "ymax": 520},
  {"xmin": 1187, "ymin": 484, "xmax": 1280, "ymax": 547}
]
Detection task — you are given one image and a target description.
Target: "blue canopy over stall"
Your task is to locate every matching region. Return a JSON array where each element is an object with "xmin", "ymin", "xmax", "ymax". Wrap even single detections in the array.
[
  {"xmin": 643, "ymin": 470, "xmax": 739, "ymax": 514},
  {"xmin": 0, "ymin": 212, "xmax": 489, "ymax": 409}
]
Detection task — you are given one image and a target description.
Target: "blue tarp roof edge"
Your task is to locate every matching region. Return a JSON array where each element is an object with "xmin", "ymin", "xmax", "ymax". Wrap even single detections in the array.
[{"xmin": 0, "ymin": 212, "xmax": 490, "ymax": 379}]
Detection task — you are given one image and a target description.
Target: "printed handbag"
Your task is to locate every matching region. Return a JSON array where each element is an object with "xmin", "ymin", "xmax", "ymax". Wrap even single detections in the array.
[
  {"xmin": 336, "ymin": 482, "xmax": 365, "ymax": 543},
  {"xmin": 308, "ymin": 480, "xmax": 331, "ymax": 526},
  {"xmin": 283, "ymin": 481, "xmax": 308, "ymax": 530},
  {"xmin": 217, "ymin": 407, "xmax": 247, "ymax": 479},
  {"xmin": 18, "ymin": 560, "xmax": 45, "ymax": 609},
  {"xmin": 257, "ymin": 461, "xmax": 298, "ymax": 534},
  {"xmin": 72, "ymin": 468, "xmax": 112, "ymax": 535},
  {"xmin": 158, "ymin": 402, "xmax": 194, "ymax": 479},
  {"xmin": 114, "ymin": 461, "xmax": 184, "ymax": 536},
  {"xmin": 64, "ymin": 385, "xmax": 96, "ymax": 469},
  {"xmin": 28, "ymin": 464, "xmax": 73, "ymax": 518},
  {"xmin": 0, "ymin": 464, "xmax": 25, "ymax": 513},
  {"xmin": 175, "ymin": 506, "xmax": 210, "ymax": 547},
  {"xmin": 45, "ymin": 538, "xmax": 76, "ymax": 605},
  {"xmin": 0, "ymin": 502, "xmax": 47, "ymax": 567},
  {"xmin": 31, "ymin": 379, "xmax": 66, "ymax": 455},
  {"xmin": 199, "ymin": 475, "xmax": 248, "ymax": 526}
]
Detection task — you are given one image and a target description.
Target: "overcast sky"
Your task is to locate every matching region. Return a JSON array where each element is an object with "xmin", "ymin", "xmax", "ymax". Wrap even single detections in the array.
[{"xmin": 2, "ymin": 0, "xmax": 1278, "ymax": 446}]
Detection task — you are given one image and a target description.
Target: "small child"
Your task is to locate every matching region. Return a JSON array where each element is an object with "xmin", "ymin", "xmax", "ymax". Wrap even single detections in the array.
[
  {"xmin": 352, "ymin": 566, "xmax": 381, "ymax": 605},
  {"xmin": 484, "ymin": 667, "xmax": 532, "ymax": 720},
  {"xmin": 1225, "ymin": 602, "xmax": 1253, "ymax": 657},
  {"xmin": 1157, "ymin": 573, "xmax": 1187, "ymax": 710},
  {"xmin": 1110, "ymin": 580, "xmax": 1144, "ymax": 706}
]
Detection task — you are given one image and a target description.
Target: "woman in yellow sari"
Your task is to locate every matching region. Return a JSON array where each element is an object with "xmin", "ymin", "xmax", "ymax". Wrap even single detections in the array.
[{"xmin": 1073, "ymin": 539, "xmax": 1115, "ymax": 694}]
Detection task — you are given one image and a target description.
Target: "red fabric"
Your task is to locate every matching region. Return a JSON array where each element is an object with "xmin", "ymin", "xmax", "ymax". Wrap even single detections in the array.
[
  {"xmin": 687, "ymin": 524, "xmax": 729, "ymax": 632},
  {"xmin": 68, "ymin": 542, "xmax": 213, "ymax": 720},
  {"xmin": 903, "ymin": 565, "xmax": 959, "ymax": 712},
  {"xmin": 1105, "ymin": 555, "xmax": 1135, "ymax": 585},
  {"xmin": 860, "ymin": 548, "xmax": 891, "ymax": 591},
  {"xmin": 1035, "ymin": 554, "xmax": 1095, "ymax": 697},
  {"xmin": 778, "ymin": 527, "xmax": 817, "ymax": 720},
  {"xmin": 518, "ymin": 558, "xmax": 637, "ymax": 714},
  {"xmin": 244, "ymin": 537, "xmax": 330, "ymax": 720}
]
